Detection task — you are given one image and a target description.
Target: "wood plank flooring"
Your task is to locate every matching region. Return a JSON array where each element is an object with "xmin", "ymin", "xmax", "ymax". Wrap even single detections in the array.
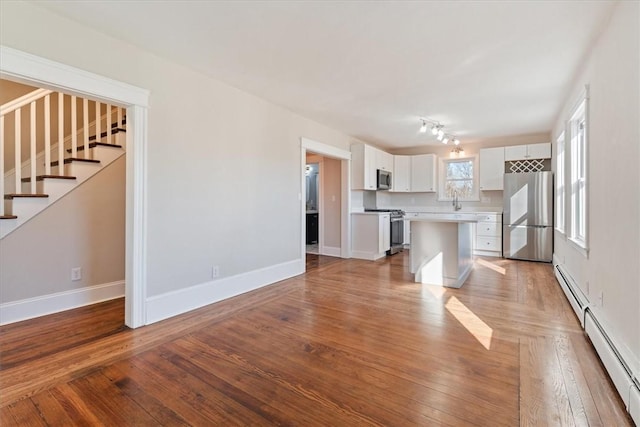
[{"xmin": 0, "ymin": 253, "xmax": 633, "ymax": 426}]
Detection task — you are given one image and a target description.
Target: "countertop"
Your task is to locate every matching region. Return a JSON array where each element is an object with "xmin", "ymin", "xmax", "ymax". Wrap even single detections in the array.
[{"xmin": 351, "ymin": 206, "xmax": 502, "ymax": 215}]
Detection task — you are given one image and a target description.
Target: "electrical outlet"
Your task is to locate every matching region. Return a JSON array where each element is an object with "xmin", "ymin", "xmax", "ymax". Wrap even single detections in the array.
[
  {"xmin": 71, "ymin": 267, "xmax": 82, "ymax": 281},
  {"xmin": 211, "ymin": 265, "xmax": 220, "ymax": 279}
]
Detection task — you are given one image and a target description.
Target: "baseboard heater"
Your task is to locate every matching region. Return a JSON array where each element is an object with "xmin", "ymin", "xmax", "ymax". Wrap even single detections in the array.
[{"xmin": 554, "ymin": 264, "xmax": 640, "ymax": 424}]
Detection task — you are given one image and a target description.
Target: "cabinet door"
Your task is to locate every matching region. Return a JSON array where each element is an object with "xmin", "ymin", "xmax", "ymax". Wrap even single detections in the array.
[
  {"xmin": 376, "ymin": 149, "xmax": 393, "ymax": 172},
  {"xmin": 479, "ymin": 147, "xmax": 505, "ymax": 191},
  {"xmin": 527, "ymin": 143, "xmax": 551, "ymax": 159},
  {"xmin": 379, "ymin": 214, "xmax": 390, "ymax": 252},
  {"xmin": 351, "ymin": 143, "xmax": 377, "ymax": 190},
  {"xmin": 410, "ymin": 154, "xmax": 436, "ymax": 192},
  {"xmin": 391, "ymin": 155, "xmax": 410, "ymax": 192},
  {"xmin": 504, "ymin": 145, "xmax": 528, "ymax": 161}
]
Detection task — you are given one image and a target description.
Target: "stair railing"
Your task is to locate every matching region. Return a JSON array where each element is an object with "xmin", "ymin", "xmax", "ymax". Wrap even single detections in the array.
[{"xmin": 1, "ymin": 88, "xmax": 124, "ymax": 216}]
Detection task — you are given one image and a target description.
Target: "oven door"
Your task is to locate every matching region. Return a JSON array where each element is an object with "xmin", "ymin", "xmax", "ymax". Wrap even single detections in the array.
[{"xmin": 390, "ymin": 217, "xmax": 404, "ymax": 248}]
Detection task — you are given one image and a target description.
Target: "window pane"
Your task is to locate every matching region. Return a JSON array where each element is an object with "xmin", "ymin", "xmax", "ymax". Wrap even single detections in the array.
[
  {"xmin": 447, "ymin": 160, "xmax": 473, "ymax": 179},
  {"xmin": 445, "ymin": 179, "xmax": 473, "ymax": 198}
]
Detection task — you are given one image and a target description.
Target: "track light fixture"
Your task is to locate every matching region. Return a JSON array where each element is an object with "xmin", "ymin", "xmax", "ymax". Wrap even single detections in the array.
[{"xmin": 418, "ymin": 118, "xmax": 461, "ymax": 146}]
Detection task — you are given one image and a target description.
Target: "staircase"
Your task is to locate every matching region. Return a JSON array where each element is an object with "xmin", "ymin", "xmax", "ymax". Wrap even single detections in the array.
[{"xmin": 0, "ymin": 89, "xmax": 126, "ymax": 239}]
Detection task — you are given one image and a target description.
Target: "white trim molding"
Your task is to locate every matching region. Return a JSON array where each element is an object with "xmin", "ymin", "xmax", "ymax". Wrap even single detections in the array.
[
  {"xmin": 321, "ymin": 246, "xmax": 342, "ymax": 257},
  {"xmin": 0, "ymin": 46, "xmax": 149, "ymax": 107},
  {"xmin": 0, "ymin": 45, "xmax": 149, "ymax": 328},
  {"xmin": 146, "ymin": 259, "xmax": 304, "ymax": 325},
  {"xmin": 0, "ymin": 281, "xmax": 125, "ymax": 325}
]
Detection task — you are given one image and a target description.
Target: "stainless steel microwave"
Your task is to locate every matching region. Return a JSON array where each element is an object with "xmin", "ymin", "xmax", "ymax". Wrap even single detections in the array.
[{"xmin": 377, "ymin": 169, "xmax": 391, "ymax": 190}]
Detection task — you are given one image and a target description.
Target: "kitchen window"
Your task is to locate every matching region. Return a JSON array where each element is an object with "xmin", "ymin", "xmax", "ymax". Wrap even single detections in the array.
[
  {"xmin": 438, "ymin": 155, "xmax": 479, "ymax": 201},
  {"xmin": 555, "ymin": 131, "xmax": 565, "ymax": 234},
  {"xmin": 568, "ymin": 86, "xmax": 588, "ymax": 254}
]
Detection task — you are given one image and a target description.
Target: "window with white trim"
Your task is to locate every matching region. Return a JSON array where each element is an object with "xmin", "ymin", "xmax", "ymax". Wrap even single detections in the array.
[
  {"xmin": 438, "ymin": 155, "xmax": 479, "ymax": 201},
  {"xmin": 555, "ymin": 131, "xmax": 565, "ymax": 234},
  {"xmin": 569, "ymin": 92, "xmax": 588, "ymax": 251}
]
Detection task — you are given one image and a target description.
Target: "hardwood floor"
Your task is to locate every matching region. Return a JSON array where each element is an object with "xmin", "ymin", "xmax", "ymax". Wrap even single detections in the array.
[{"xmin": 0, "ymin": 253, "xmax": 633, "ymax": 426}]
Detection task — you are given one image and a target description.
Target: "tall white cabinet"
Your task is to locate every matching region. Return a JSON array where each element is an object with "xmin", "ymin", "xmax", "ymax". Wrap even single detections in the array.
[
  {"xmin": 410, "ymin": 154, "xmax": 436, "ymax": 192},
  {"xmin": 479, "ymin": 147, "xmax": 505, "ymax": 191},
  {"xmin": 392, "ymin": 155, "xmax": 411, "ymax": 192}
]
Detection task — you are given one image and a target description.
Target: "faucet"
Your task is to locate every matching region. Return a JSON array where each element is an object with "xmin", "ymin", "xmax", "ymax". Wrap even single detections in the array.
[{"xmin": 452, "ymin": 190, "xmax": 462, "ymax": 211}]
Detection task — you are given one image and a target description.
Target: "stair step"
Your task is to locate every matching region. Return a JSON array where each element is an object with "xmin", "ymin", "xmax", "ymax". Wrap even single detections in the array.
[
  {"xmin": 66, "ymin": 142, "xmax": 123, "ymax": 153},
  {"xmin": 21, "ymin": 175, "xmax": 77, "ymax": 183},
  {"xmin": 51, "ymin": 158, "xmax": 101, "ymax": 167},
  {"xmin": 111, "ymin": 118, "xmax": 126, "ymax": 128},
  {"xmin": 89, "ymin": 128, "xmax": 126, "ymax": 142},
  {"xmin": 0, "ymin": 215, "xmax": 18, "ymax": 220},
  {"xmin": 4, "ymin": 193, "xmax": 49, "ymax": 200}
]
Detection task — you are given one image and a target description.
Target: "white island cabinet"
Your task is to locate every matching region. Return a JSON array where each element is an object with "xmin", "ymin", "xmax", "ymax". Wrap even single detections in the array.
[
  {"xmin": 408, "ymin": 213, "xmax": 479, "ymax": 288},
  {"xmin": 351, "ymin": 212, "xmax": 390, "ymax": 260}
]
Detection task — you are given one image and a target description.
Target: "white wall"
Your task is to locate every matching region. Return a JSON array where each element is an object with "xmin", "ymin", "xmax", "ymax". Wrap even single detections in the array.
[
  {"xmin": 0, "ymin": 2, "xmax": 359, "ymax": 303},
  {"xmin": 552, "ymin": 1, "xmax": 639, "ymax": 378},
  {"xmin": 0, "ymin": 156, "xmax": 126, "ymax": 302}
]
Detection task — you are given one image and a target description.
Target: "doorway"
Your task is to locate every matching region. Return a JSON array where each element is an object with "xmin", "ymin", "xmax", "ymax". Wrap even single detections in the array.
[
  {"xmin": 300, "ymin": 137, "xmax": 351, "ymax": 269},
  {"xmin": 1, "ymin": 46, "xmax": 149, "ymax": 328}
]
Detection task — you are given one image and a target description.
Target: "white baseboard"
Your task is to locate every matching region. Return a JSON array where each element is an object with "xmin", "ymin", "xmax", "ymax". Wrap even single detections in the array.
[
  {"xmin": 321, "ymin": 246, "xmax": 341, "ymax": 257},
  {"xmin": 351, "ymin": 250, "xmax": 386, "ymax": 261},
  {"xmin": 145, "ymin": 258, "xmax": 304, "ymax": 325},
  {"xmin": 0, "ymin": 280, "xmax": 125, "ymax": 325},
  {"xmin": 630, "ymin": 384, "xmax": 640, "ymax": 426}
]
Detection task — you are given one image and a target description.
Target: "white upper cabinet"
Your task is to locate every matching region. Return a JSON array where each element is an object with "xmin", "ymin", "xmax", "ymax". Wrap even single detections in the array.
[
  {"xmin": 391, "ymin": 155, "xmax": 410, "ymax": 192},
  {"xmin": 479, "ymin": 147, "xmax": 505, "ymax": 191},
  {"xmin": 351, "ymin": 143, "xmax": 377, "ymax": 190},
  {"xmin": 410, "ymin": 154, "xmax": 436, "ymax": 192},
  {"xmin": 377, "ymin": 149, "xmax": 394, "ymax": 172},
  {"xmin": 505, "ymin": 142, "xmax": 551, "ymax": 161}
]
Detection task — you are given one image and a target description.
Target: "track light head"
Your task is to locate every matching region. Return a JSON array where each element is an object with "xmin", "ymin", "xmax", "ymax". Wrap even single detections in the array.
[
  {"xmin": 419, "ymin": 120, "xmax": 427, "ymax": 133},
  {"xmin": 431, "ymin": 124, "xmax": 438, "ymax": 135},
  {"xmin": 453, "ymin": 139, "xmax": 460, "ymax": 146},
  {"xmin": 437, "ymin": 129, "xmax": 445, "ymax": 140},
  {"xmin": 442, "ymin": 136, "xmax": 449, "ymax": 144}
]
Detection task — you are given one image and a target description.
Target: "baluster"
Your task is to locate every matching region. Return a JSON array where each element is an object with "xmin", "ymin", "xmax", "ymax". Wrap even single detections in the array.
[
  {"xmin": 58, "ymin": 93, "xmax": 64, "ymax": 175},
  {"xmin": 95, "ymin": 100, "xmax": 101, "ymax": 157},
  {"xmin": 14, "ymin": 109, "xmax": 21, "ymax": 194},
  {"xmin": 71, "ymin": 95, "xmax": 77, "ymax": 159},
  {"xmin": 0, "ymin": 115, "xmax": 4, "ymax": 215},
  {"xmin": 44, "ymin": 94, "xmax": 51, "ymax": 176},
  {"xmin": 30, "ymin": 101, "xmax": 36, "ymax": 193},
  {"xmin": 106, "ymin": 104, "xmax": 112, "ymax": 145},
  {"xmin": 83, "ymin": 98, "xmax": 89, "ymax": 159}
]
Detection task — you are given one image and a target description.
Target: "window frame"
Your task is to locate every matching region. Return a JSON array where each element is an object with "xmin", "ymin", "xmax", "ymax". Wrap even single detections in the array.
[
  {"xmin": 438, "ymin": 155, "xmax": 480, "ymax": 202},
  {"xmin": 567, "ymin": 86, "xmax": 589, "ymax": 256},
  {"xmin": 555, "ymin": 131, "xmax": 566, "ymax": 235}
]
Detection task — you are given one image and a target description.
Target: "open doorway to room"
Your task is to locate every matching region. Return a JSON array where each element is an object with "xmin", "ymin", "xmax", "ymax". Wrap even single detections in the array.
[
  {"xmin": 1, "ymin": 46, "xmax": 149, "ymax": 329},
  {"xmin": 0, "ymin": 78, "xmax": 127, "ymax": 332},
  {"xmin": 300, "ymin": 137, "xmax": 351, "ymax": 271}
]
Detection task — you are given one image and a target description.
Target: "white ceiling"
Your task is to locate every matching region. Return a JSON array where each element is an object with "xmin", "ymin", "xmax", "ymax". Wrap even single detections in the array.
[{"xmin": 34, "ymin": 1, "xmax": 616, "ymax": 149}]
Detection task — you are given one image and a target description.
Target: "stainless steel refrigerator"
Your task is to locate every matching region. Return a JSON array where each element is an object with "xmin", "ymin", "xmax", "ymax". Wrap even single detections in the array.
[{"xmin": 503, "ymin": 171, "xmax": 553, "ymax": 262}]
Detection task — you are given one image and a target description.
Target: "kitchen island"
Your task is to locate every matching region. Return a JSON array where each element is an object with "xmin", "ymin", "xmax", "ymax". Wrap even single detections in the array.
[{"xmin": 407, "ymin": 212, "xmax": 481, "ymax": 288}]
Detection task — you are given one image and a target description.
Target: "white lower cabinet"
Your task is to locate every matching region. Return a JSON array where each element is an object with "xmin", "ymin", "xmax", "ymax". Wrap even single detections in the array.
[
  {"xmin": 352, "ymin": 213, "xmax": 390, "ymax": 260},
  {"xmin": 474, "ymin": 213, "xmax": 502, "ymax": 257}
]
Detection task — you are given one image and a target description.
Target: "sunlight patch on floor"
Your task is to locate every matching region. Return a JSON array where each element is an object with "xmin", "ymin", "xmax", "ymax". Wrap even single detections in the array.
[
  {"xmin": 476, "ymin": 258, "xmax": 506, "ymax": 275},
  {"xmin": 445, "ymin": 296, "xmax": 493, "ymax": 350},
  {"xmin": 422, "ymin": 285, "xmax": 448, "ymax": 300}
]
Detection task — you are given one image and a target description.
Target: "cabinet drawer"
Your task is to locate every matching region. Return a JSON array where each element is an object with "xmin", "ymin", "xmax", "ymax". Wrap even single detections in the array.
[
  {"xmin": 477, "ymin": 222, "xmax": 499, "ymax": 236},
  {"xmin": 477, "ymin": 214, "xmax": 501, "ymax": 223},
  {"xmin": 476, "ymin": 236, "xmax": 501, "ymax": 251}
]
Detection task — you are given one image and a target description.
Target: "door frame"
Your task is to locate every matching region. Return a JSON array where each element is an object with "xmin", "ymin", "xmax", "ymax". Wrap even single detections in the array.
[
  {"xmin": 0, "ymin": 46, "xmax": 149, "ymax": 328},
  {"xmin": 300, "ymin": 137, "xmax": 351, "ymax": 264}
]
